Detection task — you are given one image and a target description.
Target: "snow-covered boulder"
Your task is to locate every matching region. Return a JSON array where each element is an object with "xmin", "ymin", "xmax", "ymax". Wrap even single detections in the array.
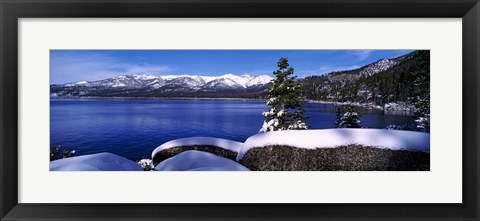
[
  {"xmin": 151, "ymin": 137, "xmax": 243, "ymax": 158},
  {"xmin": 151, "ymin": 137, "xmax": 243, "ymax": 165},
  {"xmin": 237, "ymin": 128, "xmax": 430, "ymax": 161},
  {"xmin": 50, "ymin": 152, "xmax": 143, "ymax": 171},
  {"xmin": 155, "ymin": 150, "xmax": 250, "ymax": 171}
]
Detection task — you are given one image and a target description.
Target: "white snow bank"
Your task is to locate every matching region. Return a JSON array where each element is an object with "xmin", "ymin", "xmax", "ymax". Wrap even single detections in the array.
[
  {"xmin": 237, "ymin": 128, "xmax": 430, "ymax": 161},
  {"xmin": 50, "ymin": 152, "xmax": 143, "ymax": 171},
  {"xmin": 151, "ymin": 137, "xmax": 243, "ymax": 158},
  {"xmin": 155, "ymin": 150, "xmax": 250, "ymax": 171}
]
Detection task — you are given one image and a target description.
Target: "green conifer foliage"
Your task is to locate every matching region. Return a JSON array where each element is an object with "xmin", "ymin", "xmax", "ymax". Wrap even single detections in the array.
[
  {"xmin": 339, "ymin": 106, "xmax": 362, "ymax": 128},
  {"xmin": 334, "ymin": 108, "xmax": 343, "ymax": 128},
  {"xmin": 260, "ymin": 57, "xmax": 310, "ymax": 132}
]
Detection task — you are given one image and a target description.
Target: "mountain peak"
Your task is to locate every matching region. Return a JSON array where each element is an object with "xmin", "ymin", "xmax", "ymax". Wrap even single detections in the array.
[
  {"xmin": 51, "ymin": 73, "xmax": 273, "ymax": 97},
  {"xmin": 359, "ymin": 58, "xmax": 399, "ymax": 76}
]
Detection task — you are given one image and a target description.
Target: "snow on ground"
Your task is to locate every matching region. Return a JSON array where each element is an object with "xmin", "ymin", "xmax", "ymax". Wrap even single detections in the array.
[
  {"xmin": 154, "ymin": 150, "xmax": 250, "ymax": 171},
  {"xmin": 151, "ymin": 137, "xmax": 243, "ymax": 159},
  {"xmin": 50, "ymin": 152, "xmax": 143, "ymax": 171},
  {"xmin": 237, "ymin": 128, "xmax": 430, "ymax": 161}
]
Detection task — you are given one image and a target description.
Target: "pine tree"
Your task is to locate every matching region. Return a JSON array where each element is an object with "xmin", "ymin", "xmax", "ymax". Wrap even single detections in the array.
[
  {"xmin": 339, "ymin": 106, "xmax": 361, "ymax": 128},
  {"xmin": 410, "ymin": 71, "xmax": 430, "ymax": 132},
  {"xmin": 334, "ymin": 108, "xmax": 342, "ymax": 128},
  {"xmin": 260, "ymin": 57, "xmax": 310, "ymax": 132}
]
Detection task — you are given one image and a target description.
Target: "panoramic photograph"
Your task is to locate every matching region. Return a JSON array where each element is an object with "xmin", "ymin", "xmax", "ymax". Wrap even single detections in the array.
[{"xmin": 50, "ymin": 50, "xmax": 430, "ymax": 171}]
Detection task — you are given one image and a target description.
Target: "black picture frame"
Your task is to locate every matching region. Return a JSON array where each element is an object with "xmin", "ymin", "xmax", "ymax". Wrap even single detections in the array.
[{"xmin": 1, "ymin": 0, "xmax": 479, "ymax": 220}]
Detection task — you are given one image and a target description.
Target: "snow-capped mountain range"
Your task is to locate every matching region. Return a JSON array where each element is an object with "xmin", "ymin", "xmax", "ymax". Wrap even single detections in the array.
[
  {"xmin": 63, "ymin": 74, "xmax": 272, "ymax": 89},
  {"xmin": 51, "ymin": 74, "xmax": 274, "ymax": 98}
]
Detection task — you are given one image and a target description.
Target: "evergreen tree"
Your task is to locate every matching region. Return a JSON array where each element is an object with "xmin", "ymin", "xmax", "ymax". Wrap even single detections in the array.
[
  {"xmin": 339, "ymin": 106, "xmax": 361, "ymax": 128},
  {"xmin": 334, "ymin": 108, "xmax": 342, "ymax": 128},
  {"xmin": 297, "ymin": 50, "xmax": 430, "ymax": 108},
  {"xmin": 410, "ymin": 71, "xmax": 430, "ymax": 132},
  {"xmin": 260, "ymin": 57, "xmax": 310, "ymax": 132}
]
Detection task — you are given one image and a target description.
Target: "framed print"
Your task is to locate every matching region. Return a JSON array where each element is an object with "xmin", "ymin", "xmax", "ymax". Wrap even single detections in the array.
[{"xmin": 1, "ymin": 0, "xmax": 479, "ymax": 220}]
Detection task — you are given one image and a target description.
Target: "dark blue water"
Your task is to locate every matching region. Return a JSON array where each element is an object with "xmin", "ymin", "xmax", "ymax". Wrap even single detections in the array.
[{"xmin": 50, "ymin": 98, "xmax": 413, "ymax": 160}]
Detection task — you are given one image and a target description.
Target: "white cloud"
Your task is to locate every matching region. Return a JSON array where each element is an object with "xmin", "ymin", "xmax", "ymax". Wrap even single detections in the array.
[
  {"xmin": 346, "ymin": 50, "xmax": 373, "ymax": 61},
  {"xmin": 50, "ymin": 52, "xmax": 174, "ymax": 84}
]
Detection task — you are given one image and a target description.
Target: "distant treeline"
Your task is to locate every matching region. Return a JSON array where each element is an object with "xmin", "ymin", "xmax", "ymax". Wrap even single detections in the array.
[{"xmin": 298, "ymin": 50, "xmax": 430, "ymax": 107}]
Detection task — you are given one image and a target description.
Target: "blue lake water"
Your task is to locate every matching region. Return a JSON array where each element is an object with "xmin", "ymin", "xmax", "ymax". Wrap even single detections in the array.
[{"xmin": 50, "ymin": 98, "xmax": 413, "ymax": 161}]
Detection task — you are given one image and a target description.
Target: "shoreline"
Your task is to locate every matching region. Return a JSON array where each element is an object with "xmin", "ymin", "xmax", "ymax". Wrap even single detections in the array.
[
  {"xmin": 50, "ymin": 96, "xmax": 415, "ymax": 114},
  {"xmin": 50, "ymin": 96, "xmax": 265, "ymax": 101},
  {"xmin": 307, "ymin": 99, "xmax": 382, "ymax": 108},
  {"xmin": 307, "ymin": 99, "xmax": 415, "ymax": 114}
]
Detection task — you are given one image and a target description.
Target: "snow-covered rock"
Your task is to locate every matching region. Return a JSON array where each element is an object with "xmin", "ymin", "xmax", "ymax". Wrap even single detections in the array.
[
  {"xmin": 237, "ymin": 128, "xmax": 430, "ymax": 161},
  {"xmin": 154, "ymin": 150, "xmax": 250, "ymax": 171},
  {"xmin": 50, "ymin": 152, "xmax": 143, "ymax": 171},
  {"xmin": 151, "ymin": 137, "xmax": 243, "ymax": 159},
  {"xmin": 384, "ymin": 102, "xmax": 416, "ymax": 112},
  {"xmin": 359, "ymin": 59, "xmax": 399, "ymax": 76}
]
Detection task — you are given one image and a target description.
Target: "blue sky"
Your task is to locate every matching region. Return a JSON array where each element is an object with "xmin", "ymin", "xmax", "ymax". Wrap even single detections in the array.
[{"xmin": 50, "ymin": 50, "xmax": 413, "ymax": 84}]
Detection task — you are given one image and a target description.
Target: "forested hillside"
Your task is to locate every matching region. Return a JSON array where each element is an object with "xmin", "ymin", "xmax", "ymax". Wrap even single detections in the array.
[{"xmin": 298, "ymin": 50, "xmax": 430, "ymax": 107}]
